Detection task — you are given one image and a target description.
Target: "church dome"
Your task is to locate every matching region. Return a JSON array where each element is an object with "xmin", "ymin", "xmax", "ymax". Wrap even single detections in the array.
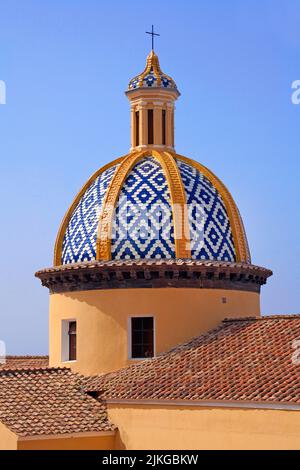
[
  {"xmin": 128, "ymin": 50, "xmax": 178, "ymax": 91},
  {"xmin": 53, "ymin": 49, "xmax": 251, "ymax": 267},
  {"xmin": 54, "ymin": 150, "xmax": 250, "ymax": 266}
]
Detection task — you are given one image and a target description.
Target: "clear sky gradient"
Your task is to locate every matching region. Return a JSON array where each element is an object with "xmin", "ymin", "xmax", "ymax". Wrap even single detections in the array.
[{"xmin": 0, "ymin": 0, "xmax": 299, "ymax": 354}]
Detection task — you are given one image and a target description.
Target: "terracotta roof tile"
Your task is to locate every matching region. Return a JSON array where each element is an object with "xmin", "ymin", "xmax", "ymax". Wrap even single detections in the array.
[
  {"xmin": 0, "ymin": 367, "xmax": 115, "ymax": 437},
  {"xmin": 0, "ymin": 356, "xmax": 49, "ymax": 370},
  {"xmin": 36, "ymin": 258, "xmax": 272, "ymax": 274},
  {"xmin": 85, "ymin": 315, "xmax": 300, "ymax": 405}
]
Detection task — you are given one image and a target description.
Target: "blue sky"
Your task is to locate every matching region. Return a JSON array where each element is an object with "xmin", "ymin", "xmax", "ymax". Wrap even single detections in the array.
[{"xmin": 0, "ymin": 0, "xmax": 299, "ymax": 354}]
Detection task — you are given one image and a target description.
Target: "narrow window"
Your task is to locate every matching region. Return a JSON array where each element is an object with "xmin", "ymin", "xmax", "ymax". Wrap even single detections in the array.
[
  {"xmin": 171, "ymin": 112, "xmax": 174, "ymax": 147},
  {"xmin": 148, "ymin": 109, "xmax": 154, "ymax": 145},
  {"xmin": 135, "ymin": 111, "xmax": 140, "ymax": 146},
  {"xmin": 131, "ymin": 317, "xmax": 154, "ymax": 359},
  {"xmin": 162, "ymin": 109, "xmax": 166, "ymax": 145},
  {"xmin": 68, "ymin": 321, "xmax": 77, "ymax": 361}
]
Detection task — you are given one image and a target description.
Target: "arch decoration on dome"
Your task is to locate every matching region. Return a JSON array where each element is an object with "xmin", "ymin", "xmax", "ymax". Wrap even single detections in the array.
[{"xmin": 96, "ymin": 150, "xmax": 190, "ymax": 261}]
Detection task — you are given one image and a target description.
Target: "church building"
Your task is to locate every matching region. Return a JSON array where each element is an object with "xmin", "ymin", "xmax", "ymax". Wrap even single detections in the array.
[{"xmin": 0, "ymin": 43, "xmax": 300, "ymax": 450}]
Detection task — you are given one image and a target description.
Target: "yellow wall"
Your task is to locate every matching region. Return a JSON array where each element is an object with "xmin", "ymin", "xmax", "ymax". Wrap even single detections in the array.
[
  {"xmin": 0, "ymin": 422, "xmax": 18, "ymax": 450},
  {"xmin": 0, "ymin": 422, "xmax": 115, "ymax": 450},
  {"xmin": 49, "ymin": 288, "xmax": 260, "ymax": 375},
  {"xmin": 18, "ymin": 434, "xmax": 115, "ymax": 450},
  {"xmin": 3, "ymin": 402, "xmax": 299, "ymax": 450},
  {"xmin": 107, "ymin": 404, "xmax": 300, "ymax": 450}
]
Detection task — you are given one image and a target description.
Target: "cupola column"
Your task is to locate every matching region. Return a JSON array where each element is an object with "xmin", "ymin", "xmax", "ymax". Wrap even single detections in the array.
[
  {"xmin": 153, "ymin": 101, "xmax": 163, "ymax": 147},
  {"xmin": 139, "ymin": 102, "xmax": 148, "ymax": 148},
  {"xmin": 127, "ymin": 93, "xmax": 179, "ymax": 152},
  {"xmin": 130, "ymin": 106, "xmax": 137, "ymax": 150},
  {"xmin": 166, "ymin": 103, "xmax": 174, "ymax": 149}
]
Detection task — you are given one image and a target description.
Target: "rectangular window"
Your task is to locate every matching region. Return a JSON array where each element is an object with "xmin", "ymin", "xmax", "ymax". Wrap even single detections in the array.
[
  {"xmin": 135, "ymin": 111, "xmax": 140, "ymax": 146},
  {"xmin": 148, "ymin": 109, "xmax": 154, "ymax": 145},
  {"xmin": 130, "ymin": 317, "xmax": 154, "ymax": 359},
  {"xmin": 61, "ymin": 320, "xmax": 77, "ymax": 362},
  {"xmin": 68, "ymin": 321, "xmax": 77, "ymax": 361},
  {"xmin": 162, "ymin": 109, "xmax": 166, "ymax": 145}
]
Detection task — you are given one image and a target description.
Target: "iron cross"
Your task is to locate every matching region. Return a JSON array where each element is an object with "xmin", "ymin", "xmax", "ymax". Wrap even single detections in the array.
[{"xmin": 146, "ymin": 25, "xmax": 160, "ymax": 51}]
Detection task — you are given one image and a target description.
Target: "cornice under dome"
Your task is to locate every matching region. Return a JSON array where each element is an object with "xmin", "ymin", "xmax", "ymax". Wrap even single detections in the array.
[{"xmin": 35, "ymin": 259, "xmax": 272, "ymax": 294}]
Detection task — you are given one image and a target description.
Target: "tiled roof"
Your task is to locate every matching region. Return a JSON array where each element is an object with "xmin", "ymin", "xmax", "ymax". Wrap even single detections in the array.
[
  {"xmin": 85, "ymin": 316, "xmax": 300, "ymax": 404},
  {"xmin": 0, "ymin": 368, "xmax": 115, "ymax": 437},
  {"xmin": 36, "ymin": 258, "xmax": 272, "ymax": 273},
  {"xmin": 0, "ymin": 356, "xmax": 49, "ymax": 370},
  {"xmin": 128, "ymin": 50, "xmax": 178, "ymax": 91}
]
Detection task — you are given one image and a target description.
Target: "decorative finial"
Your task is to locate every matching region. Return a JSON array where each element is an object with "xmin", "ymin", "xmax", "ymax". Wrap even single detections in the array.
[{"xmin": 146, "ymin": 25, "xmax": 160, "ymax": 51}]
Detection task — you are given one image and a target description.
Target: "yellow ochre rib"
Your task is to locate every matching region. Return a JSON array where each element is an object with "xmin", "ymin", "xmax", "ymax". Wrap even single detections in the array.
[
  {"xmin": 96, "ymin": 150, "xmax": 191, "ymax": 261},
  {"xmin": 138, "ymin": 50, "xmax": 162, "ymax": 87}
]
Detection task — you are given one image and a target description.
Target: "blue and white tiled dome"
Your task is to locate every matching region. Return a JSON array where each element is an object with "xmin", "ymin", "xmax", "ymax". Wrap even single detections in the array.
[
  {"xmin": 128, "ymin": 50, "xmax": 177, "ymax": 91},
  {"xmin": 61, "ymin": 164, "xmax": 118, "ymax": 264},
  {"xmin": 59, "ymin": 155, "xmax": 238, "ymax": 265},
  {"xmin": 111, "ymin": 158, "xmax": 175, "ymax": 260},
  {"xmin": 177, "ymin": 160, "xmax": 236, "ymax": 262}
]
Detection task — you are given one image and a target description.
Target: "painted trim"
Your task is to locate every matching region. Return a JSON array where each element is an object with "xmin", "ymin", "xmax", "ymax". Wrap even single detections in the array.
[
  {"xmin": 53, "ymin": 155, "xmax": 125, "ymax": 266},
  {"xmin": 126, "ymin": 88, "xmax": 180, "ymax": 101},
  {"xmin": 160, "ymin": 152, "xmax": 191, "ymax": 258},
  {"xmin": 106, "ymin": 399, "xmax": 300, "ymax": 411},
  {"xmin": 96, "ymin": 151, "xmax": 140, "ymax": 260},
  {"xmin": 18, "ymin": 431, "xmax": 116, "ymax": 442}
]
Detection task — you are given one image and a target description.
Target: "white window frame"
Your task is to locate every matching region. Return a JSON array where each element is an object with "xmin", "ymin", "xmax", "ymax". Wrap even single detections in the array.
[
  {"xmin": 61, "ymin": 319, "xmax": 77, "ymax": 363},
  {"xmin": 128, "ymin": 315, "xmax": 156, "ymax": 360}
]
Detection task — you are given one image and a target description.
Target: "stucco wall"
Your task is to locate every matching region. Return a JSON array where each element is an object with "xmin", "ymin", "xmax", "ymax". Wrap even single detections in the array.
[
  {"xmin": 0, "ymin": 422, "xmax": 17, "ymax": 450},
  {"xmin": 17, "ymin": 434, "xmax": 115, "ymax": 450},
  {"xmin": 107, "ymin": 404, "xmax": 300, "ymax": 450},
  {"xmin": 49, "ymin": 288, "xmax": 260, "ymax": 375}
]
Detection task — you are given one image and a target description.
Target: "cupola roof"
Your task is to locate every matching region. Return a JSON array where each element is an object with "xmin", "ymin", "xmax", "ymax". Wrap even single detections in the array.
[{"xmin": 128, "ymin": 50, "xmax": 178, "ymax": 91}]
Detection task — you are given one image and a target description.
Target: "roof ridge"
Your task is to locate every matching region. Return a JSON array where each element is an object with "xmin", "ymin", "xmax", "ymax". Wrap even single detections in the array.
[
  {"xmin": 0, "ymin": 366, "xmax": 70, "ymax": 375},
  {"xmin": 223, "ymin": 314, "xmax": 300, "ymax": 322},
  {"xmin": 4, "ymin": 355, "xmax": 49, "ymax": 359}
]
